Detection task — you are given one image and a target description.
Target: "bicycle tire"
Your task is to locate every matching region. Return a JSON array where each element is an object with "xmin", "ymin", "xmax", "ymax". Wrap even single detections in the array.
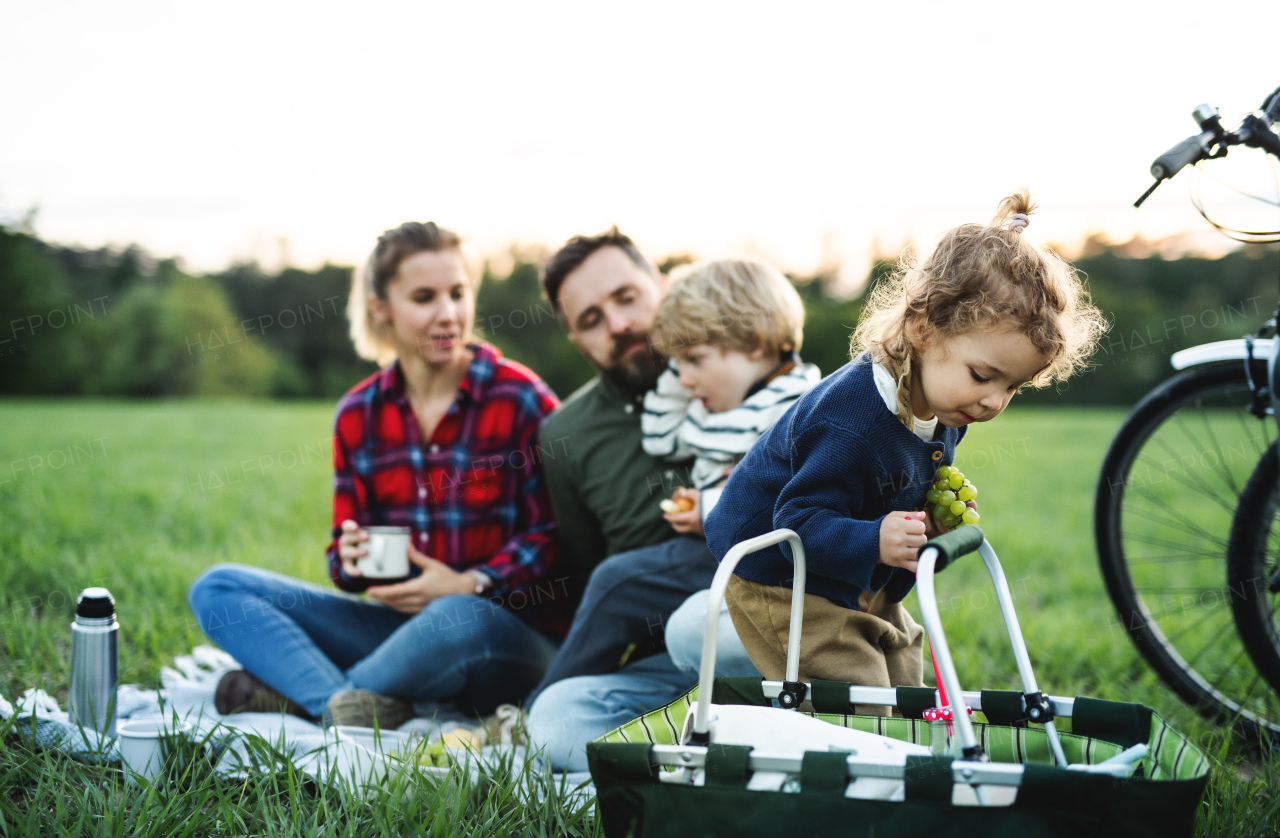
[
  {"xmin": 1095, "ymin": 360, "xmax": 1280, "ymax": 740},
  {"xmin": 1228, "ymin": 441, "xmax": 1280, "ymax": 715}
]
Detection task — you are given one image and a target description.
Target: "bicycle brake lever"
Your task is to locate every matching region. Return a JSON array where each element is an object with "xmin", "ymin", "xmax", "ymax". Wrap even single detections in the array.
[{"xmin": 1135, "ymin": 179, "xmax": 1162, "ymax": 208}]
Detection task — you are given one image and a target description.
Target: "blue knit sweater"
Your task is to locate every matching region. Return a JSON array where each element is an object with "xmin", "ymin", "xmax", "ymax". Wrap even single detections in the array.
[{"xmin": 704, "ymin": 354, "xmax": 966, "ymax": 609}]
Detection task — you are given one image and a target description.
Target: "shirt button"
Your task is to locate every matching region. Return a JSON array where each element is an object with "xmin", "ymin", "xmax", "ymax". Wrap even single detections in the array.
[
  {"xmin": 624, "ymin": 404, "xmax": 634, "ymax": 414},
  {"xmin": 429, "ymin": 444, "xmax": 440, "ymax": 454},
  {"xmin": 931, "ymin": 451, "xmax": 943, "ymax": 461},
  {"xmin": 665, "ymin": 470, "xmax": 675, "ymax": 479}
]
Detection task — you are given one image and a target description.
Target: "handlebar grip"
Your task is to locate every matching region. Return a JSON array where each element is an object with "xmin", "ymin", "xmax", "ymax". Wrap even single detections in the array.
[
  {"xmin": 1150, "ymin": 131, "xmax": 1214, "ymax": 181},
  {"xmin": 919, "ymin": 524, "xmax": 984, "ymax": 573}
]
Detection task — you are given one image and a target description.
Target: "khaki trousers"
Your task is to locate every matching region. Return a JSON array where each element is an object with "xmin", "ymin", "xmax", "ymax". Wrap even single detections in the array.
[{"xmin": 726, "ymin": 575, "xmax": 924, "ymax": 716}]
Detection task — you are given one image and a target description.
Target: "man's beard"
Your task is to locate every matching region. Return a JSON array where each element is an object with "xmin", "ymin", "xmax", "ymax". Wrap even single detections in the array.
[{"xmin": 599, "ymin": 333, "xmax": 667, "ymax": 397}]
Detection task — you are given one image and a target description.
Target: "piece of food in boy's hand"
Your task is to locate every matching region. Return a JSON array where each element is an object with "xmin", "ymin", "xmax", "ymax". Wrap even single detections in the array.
[
  {"xmin": 929, "ymin": 465, "xmax": 980, "ymax": 531},
  {"xmin": 659, "ymin": 492, "xmax": 696, "ymax": 514}
]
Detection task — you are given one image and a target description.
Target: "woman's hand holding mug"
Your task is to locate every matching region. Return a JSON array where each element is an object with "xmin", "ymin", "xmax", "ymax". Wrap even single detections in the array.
[
  {"xmin": 364, "ymin": 542, "xmax": 476, "ymax": 614},
  {"xmin": 338, "ymin": 519, "xmax": 370, "ymax": 577}
]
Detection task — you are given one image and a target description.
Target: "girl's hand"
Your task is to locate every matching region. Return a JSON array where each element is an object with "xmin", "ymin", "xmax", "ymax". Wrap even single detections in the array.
[
  {"xmin": 879, "ymin": 511, "xmax": 928, "ymax": 573},
  {"xmin": 923, "ymin": 508, "xmax": 943, "ymax": 540},
  {"xmin": 364, "ymin": 543, "xmax": 474, "ymax": 614},
  {"xmin": 663, "ymin": 487, "xmax": 704, "ymax": 537},
  {"xmin": 338, "ymin": 519, "xmax": 369, "ymax": 577}
]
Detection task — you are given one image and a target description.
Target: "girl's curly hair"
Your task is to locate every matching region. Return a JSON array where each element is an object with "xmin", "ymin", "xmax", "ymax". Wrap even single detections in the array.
[{"xmin": 851, "ymin": 188, "xmax": 1108, "ymax": 427}]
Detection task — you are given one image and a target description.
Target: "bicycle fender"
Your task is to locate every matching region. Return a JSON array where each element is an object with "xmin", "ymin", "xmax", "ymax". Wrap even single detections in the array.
[{"xmin": 1170, "ymin": 338, "xmax": 1274, "ymax": 370}]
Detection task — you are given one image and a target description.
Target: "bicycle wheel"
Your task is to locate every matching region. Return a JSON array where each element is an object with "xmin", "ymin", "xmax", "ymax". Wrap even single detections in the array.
[
  {"xmin": 1228, "ymin": 441, "xmax": 1280, "ymax": 715},
  {"xmin": 1096, "ymin": 360, "xmax": 1280, "ymax": 740}
]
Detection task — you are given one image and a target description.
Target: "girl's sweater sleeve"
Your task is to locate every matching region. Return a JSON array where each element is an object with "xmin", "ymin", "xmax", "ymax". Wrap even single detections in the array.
[
  {"xmin": 641, "ymin": 366, "xmax": 694, "ymax": 462},
  {"xmin": 771, "ymin": 420, "xmax": 899, "ymax": 594}
]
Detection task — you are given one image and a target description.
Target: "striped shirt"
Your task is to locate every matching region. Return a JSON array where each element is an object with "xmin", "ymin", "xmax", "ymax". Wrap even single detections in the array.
[
  {"xmin": 326, "ymin": 341, "xmax": 569, "ymax": 639},
  {"xmin": 641, "ymin": 358, "xmax": 822, "ymax": 511}
]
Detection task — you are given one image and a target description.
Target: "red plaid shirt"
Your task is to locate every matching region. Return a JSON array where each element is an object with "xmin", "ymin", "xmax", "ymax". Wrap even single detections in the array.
[{"xmin": 327, "ymin": 341, "xmax": 569, "ymax": 638}]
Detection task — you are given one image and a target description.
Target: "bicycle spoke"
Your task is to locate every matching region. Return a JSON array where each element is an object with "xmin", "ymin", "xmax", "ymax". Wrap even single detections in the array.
[
  {"xmin": 1135, "ymin": 587, "xmax": 1230, "ymax": 595},
  {"xmin": 1120, "ymin": 500, "xmax": 1228, "ymax": 550},
  {"xmin": 1161, "ymin": 404, "xmax": 1243, "ymax": 498},
  {"xmin": 1128, "ymin": 553, "xmax": 1230, "ymax": 565},
  {"xmin": 1210, "ymin": 644, "xmax": 1257, "ymax": 694},
  {"xmin": 1234, "ymin": 414, "xmax": 1272, "ymax": 461},
  {"xmin": 1119, "ymin": 532, "xmax": 1225, "ymax": 555},
  {"xmin": 1159, "ymin": 600, "xmax": 1233, "ymax": 647},
  {"xmin": 1179, "ymin": 613, "xmax": 1242, "ymax": 670},
  {"xmin": 1134, "ymin": 446, "xmax": 1238, "ymax": 515},
  {"xmin": 1227, "ymin": 386, "xmax": 1273, "ymax": 459},
  {"xmin": 1189, "ymin": 398, "xmax": 1243, "ymax": 499}
]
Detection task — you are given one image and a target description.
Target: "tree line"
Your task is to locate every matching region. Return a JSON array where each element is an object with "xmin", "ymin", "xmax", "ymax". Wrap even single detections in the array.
[{"xmin": 1, "ymin": 223, "xmax": 1276, "ymax": 406}]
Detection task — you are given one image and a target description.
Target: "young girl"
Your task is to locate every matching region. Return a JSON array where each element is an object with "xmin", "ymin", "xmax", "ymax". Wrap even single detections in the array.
[{"xmin": 704, "ymin": 189, "xmax": 1106, "ymax": 710}]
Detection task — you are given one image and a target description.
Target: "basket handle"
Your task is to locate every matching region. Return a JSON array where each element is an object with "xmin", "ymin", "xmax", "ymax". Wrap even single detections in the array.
[
  {"xmin": 916, "ymin": 526, "xmax": 1068, "ymax": 767},
  {"xmin": 691, "ymin": 529, "xmax": 806, "ymax": 741},
  {"xmin": 921, "ymin": 525, "xmax": 984, "ymax": 573}
]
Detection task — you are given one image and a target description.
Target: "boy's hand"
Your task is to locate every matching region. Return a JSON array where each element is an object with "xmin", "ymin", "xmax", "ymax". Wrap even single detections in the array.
[
  {"xmin": 879, "ymin": 511, "xmax": 927, "ymax": 573},
  {"xmin": 662, "ymin": 487, "xmax": 703, "ymax": 537}
]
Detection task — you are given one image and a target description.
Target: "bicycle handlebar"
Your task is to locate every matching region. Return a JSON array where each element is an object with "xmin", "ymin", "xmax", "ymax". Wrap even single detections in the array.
[
  {"xmin": 1135, "ymin": 85, "xmax": 1280, "ymax": 207},
  {"xmin": 1150, "ymin": 130, "xmax": 1217, "ymax": 181}
]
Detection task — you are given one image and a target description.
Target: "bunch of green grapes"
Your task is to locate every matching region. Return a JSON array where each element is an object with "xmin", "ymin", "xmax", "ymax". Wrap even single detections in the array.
[
  {"xmin": 390, "ymin": 739, "xmax": 453, "ymax": 768},
  {"xmin": 924, "ymin": 465, "xmax": 979, "ymax": 530}
]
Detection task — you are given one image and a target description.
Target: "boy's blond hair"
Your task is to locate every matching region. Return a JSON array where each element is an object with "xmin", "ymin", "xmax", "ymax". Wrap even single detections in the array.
[{"xmin": 650, "ymin": 257, "xmax": 805, "ymax": 359}]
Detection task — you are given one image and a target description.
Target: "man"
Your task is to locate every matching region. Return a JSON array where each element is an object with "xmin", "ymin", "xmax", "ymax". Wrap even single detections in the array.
[{"xmin": 524, "ymin": 228, "xmax": 723, "ymax": 771}]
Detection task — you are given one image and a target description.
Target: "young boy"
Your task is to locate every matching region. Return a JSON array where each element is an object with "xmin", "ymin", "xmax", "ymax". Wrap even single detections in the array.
[
  {"xmin": 642, "ymin": 257, "xmax": 821, "ymax": 532},
  {"xmin": 641, "ymin": 257, "xmax": 821, "ymax": 676}
]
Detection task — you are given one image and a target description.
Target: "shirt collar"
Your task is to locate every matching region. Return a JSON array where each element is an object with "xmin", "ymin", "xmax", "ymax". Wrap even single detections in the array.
[
  {"xmin": 744, "ymin": 350, "xmax": 801, "ymax": 400},
  {"xmin": 373, "ymin": 341, "xmax": 502, "ymax": 405}
]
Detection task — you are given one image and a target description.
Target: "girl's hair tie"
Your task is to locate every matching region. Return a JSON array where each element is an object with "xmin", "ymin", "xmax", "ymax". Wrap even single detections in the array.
[{"xmin": 1007, "ymin": 213, "xmax": 1029, "ymax": 233}]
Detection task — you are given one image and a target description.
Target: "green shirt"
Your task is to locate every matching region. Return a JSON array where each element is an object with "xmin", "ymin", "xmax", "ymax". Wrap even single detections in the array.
[{"xmin": 539, "ymin": 374, "xmax": 693, "ymax": 602}]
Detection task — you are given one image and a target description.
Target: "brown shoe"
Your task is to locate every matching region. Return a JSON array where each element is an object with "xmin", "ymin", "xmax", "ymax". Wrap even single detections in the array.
[
  {"xmin": 325, "ymin": 689, "xmax": 415, "ymax": 730},
  {"xmin": 214, "ymin": 669, "xmax": 309, "ymax": 718}
]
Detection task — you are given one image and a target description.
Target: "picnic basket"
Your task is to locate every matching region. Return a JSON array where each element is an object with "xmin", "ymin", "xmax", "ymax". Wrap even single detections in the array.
[{"xmin": 586, "ymin": 526, "xmax": 1210, "ymax": 837}]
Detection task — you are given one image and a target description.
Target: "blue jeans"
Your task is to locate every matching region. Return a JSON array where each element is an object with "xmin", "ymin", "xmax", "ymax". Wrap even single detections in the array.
[
  {"xmin": 664, "ymin": 589, "xmax": 761, "ymax": 678},
  {"xmin": 525, "ymin": 536, "xmax": 717, "ymax": 705},
  {"xmin": 188, "ymin": 564, "xmax": 558, "ymax": 718},
  {"xmin": 526, "ymin": 653, "xmax": 694, "ymax": 772}
]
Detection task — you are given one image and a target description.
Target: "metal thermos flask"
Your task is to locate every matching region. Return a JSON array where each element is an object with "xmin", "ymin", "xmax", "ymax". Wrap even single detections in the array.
[{"xmin": 69, "ymin": 587, "xmax": 118, "ymax": 738}]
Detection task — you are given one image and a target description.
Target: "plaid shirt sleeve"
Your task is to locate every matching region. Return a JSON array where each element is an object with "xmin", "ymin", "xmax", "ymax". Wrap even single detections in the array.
[
  {"xmin": 326, "ymin": 388, "xmax": 374, "ymax": 592},
  {"xmin": 470, "ymin": 375, "xmax": 563, "ymax": 601}
]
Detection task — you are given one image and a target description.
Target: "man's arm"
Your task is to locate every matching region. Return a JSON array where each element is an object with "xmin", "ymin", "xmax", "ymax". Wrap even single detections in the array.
[{"xmin": 540, "ymin": 419, "xmax": 607, "ymax": 603}]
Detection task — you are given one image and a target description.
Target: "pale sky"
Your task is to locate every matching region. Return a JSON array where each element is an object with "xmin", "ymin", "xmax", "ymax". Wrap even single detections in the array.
[{"xmin": 4, "ymin": 1, "xmax": 1279, "ymax": 287}]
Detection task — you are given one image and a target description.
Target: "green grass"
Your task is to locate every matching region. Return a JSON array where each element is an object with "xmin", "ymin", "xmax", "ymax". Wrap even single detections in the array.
[{"xmin": 0, "ymin": 400, "xmax": 1277, "ymax": 836}]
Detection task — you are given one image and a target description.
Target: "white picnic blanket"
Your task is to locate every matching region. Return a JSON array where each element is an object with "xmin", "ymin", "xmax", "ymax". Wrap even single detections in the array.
[{"xmin": 0, "ymin": 645, "xmax": 595, "ymax": 801}]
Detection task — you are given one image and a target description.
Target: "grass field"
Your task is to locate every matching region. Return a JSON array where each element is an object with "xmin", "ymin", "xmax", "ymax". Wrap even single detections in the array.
[{"xmin": 0, "ymin": 400, "xmax": 1277, "ymax": 836}]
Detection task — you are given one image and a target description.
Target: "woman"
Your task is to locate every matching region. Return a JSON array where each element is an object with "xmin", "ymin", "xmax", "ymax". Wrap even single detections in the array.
[{"xmin": 188, "ymin": 221, "xmax": 568, "ymax": 728}]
